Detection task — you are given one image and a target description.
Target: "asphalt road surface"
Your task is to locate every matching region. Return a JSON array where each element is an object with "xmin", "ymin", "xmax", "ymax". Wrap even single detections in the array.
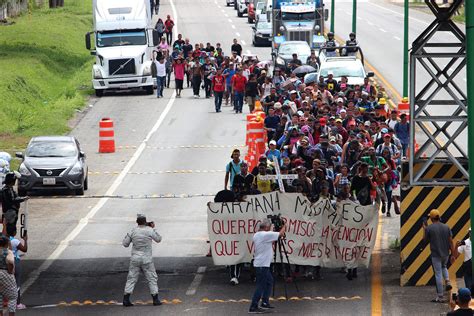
[{"xmin": 17, "ymin": 0, "xmax": 452, "ymax": 315}]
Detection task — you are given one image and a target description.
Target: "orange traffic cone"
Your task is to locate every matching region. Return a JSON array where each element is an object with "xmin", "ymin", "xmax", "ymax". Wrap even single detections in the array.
[{"xmin": 99, "ymin": 118, "xmax": 115, "ymax": 153}]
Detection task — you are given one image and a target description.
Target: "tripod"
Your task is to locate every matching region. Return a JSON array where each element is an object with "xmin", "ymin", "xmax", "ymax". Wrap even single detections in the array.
[{"xmin": 272, "ymin": 237, "xmax": 299, "ymax": 299}]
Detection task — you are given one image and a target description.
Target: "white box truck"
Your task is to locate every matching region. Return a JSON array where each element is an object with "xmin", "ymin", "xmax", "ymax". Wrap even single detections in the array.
[{"xmin": 85, "ymin": 0, "xmax": 159, "ymax": 97}]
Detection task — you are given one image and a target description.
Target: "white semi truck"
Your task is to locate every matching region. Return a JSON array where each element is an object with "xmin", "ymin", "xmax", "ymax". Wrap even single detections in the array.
[{"xmin": 85, "ymin": 0, "xmax": 159, "ymax": 97}]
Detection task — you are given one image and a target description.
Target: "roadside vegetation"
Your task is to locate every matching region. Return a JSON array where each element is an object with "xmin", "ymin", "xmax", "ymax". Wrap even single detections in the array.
[{"xmin": 0, "ymin": 0, "xmax": 93, "ymax": 152}]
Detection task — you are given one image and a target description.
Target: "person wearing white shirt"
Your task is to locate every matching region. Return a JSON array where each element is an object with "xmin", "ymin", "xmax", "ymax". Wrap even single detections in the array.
[
  {"xmin": 154, "ymin": 57, "xmax": 167, "ymax": 98},
  {"xmin": 457, "ymin": 229, "xmax": 472, "ymax": 290},
  {"xmin": 248, "ymin": 219, "xmax": 286, "ymax": 314}
]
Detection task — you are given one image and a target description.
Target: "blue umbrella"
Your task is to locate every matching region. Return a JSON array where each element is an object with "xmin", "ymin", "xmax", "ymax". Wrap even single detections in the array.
[{"xmin": 304, "ymin": 72, "xmax": 319, "ymax": 84}]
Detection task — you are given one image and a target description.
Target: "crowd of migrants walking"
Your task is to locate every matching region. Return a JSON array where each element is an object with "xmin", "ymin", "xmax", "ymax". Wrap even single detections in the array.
[{"xmin": 149, "ymin": 10, "xmax": 407, "ymax": 286}]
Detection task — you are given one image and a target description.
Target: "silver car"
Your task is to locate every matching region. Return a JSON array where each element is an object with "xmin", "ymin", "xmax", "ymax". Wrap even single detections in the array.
[{"xmin": 16, "ymin": 136, "xmax": 88, "ymax": 196}]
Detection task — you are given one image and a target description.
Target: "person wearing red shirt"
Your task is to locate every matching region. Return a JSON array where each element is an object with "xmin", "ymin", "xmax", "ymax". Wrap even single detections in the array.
[
  {"xmin": 231, "ymin": 69, "xmax": 247, "ymax": 113},
  {"xmin": 212, "ymin": 68, "xmax": 226, "ymax": 113},
  {"xmin": 164, "ymin": 15, "xmax": 174, "ymax": 45}
]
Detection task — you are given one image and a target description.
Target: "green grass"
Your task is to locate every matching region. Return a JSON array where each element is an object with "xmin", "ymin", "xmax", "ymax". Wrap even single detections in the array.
[{"xmin": 0, "ymin": 0, "xmax": 94, "ymax": 153}]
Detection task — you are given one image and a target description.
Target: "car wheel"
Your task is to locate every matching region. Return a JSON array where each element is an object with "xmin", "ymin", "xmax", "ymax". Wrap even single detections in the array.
[
  {"xmin": 145, "ymin": 85, "xmax": 154, "ymax": 95},
  {"xmin": 75, "ymin": 186, "xmax": 85, "ymax": 196},
  {"xmin": 84, "ymin": 177, "xmax": 88, "ymax": 191},
  {"xmin": 95, "ymin": 89, "xmax": 104, "ymax": 97},
  {"xmin": 226, "ymin": 2, "xmax": 230, "ymax": 6},
  {"xmin": 237, "ymin": 10, "xmax": 243, "ymax": 17},
  {"xmin": 18, "ymin": 188, "xmax": 27, "ymax": 196}
]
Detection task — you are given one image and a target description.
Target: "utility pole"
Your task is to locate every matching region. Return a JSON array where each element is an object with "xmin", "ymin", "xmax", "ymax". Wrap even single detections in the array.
[
  {"xmin": 466, "ymin": 0, "xmax": 474, "ymax": 274},
  {"xmin": 330, "ymin": 0, "xmax": 335, "ymax": 33},
  {"xmin": 352, "ymin": 0, "xmax": 357, "ymax": 33},
  {"xmin": 403, "ymin": 0, "xmax": 409, "ymax": 99}
]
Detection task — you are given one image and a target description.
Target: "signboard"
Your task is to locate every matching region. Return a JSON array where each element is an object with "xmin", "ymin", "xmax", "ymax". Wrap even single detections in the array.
[{"xmin": 207, "ymin": 191, "xmax": 378, "ymax": 268}]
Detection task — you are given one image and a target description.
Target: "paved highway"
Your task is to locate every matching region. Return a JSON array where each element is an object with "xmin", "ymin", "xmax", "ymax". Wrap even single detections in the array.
[{"xmin": 17, "ymin": 0, "xmax": 451, "ymax": 315}]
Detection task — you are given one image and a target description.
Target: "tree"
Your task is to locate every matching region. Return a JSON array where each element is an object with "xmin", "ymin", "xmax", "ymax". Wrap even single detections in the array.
[{"xmin": 48, "ymin": 0, "xmax": 63, "ymax": 8}]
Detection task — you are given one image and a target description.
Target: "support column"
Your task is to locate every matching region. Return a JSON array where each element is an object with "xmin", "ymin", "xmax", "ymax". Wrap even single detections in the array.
[
  {"xmin": 352, "ymin": 0, "xmax": 357, "ymax": 33},
  {"xmin": 403, "ymin": 0, "xmax": 409, "ymax": 98}
]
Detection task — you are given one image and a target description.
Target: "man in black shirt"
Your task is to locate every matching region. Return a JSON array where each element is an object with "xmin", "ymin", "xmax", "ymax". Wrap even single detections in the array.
[
  {"xmin": 172, "ymin": 34, "xmax": 185, "ymax": 51},
  {"xmin": 182, "ymin": 38, "xmax": 193, "ymax": 58},
  {"xmin": 288, "ymin": 53, "xmax": 302, "ymax": 72},
  {"xmin": 448, "ymin": 288, "xmax": 473, "ymax": 316},
  {"xmin": 231, "ymin": 38, "xmax": 243, "ymax": 56},
  {"xmin": 350, "ymin": 162, "xmax": 373, "ymax": 206}
]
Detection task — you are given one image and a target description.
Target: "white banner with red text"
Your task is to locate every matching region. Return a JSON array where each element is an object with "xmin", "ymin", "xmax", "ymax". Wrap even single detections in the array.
[{"xmin": 207, "ymin": 192, "xmax": 378, "ymax": 268}]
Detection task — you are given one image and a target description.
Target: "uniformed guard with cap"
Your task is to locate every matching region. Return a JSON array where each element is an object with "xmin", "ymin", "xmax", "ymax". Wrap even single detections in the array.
[{"xmin": 122, "ymin": 214, "xmax": 162, "ymax": 307}]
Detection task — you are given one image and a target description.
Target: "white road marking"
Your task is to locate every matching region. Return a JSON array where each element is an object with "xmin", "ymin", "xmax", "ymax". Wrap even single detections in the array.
[
  {"xmin": 371, "ymin": 2, "xmax": 430, "ymax": 26},
  {"xmin": 241, "ymin": 39, "xmax": 246, "ymax": 45},
  {"xmin": 224, "ymin": 13, "xmax": 228, "ymax": 17},
  {"xmin": 186, "ymin": 266, "xmax": 207, "ymax": 295},
  {"xmin": 246, "ymin": 49, "xmax": 251, "ymax": 55},
  {"xmin": 221, "ymin": 9, "xmax": 225, "ymax": 13},
  {"xmin": 231, "ymin": 24, "xmax": 236, "ymax": 29},
  {"xmin": 228, "ymin": 18, "xmax": 232, "ymax": 23},
  {"xmin": 379, "ymin": 28, "xmax": 387, "ymax": 33},
  {"xmin": 464, "ymin": 78, "xmax": 467, "ymax": 82},
  {"xmin": 344, "ymin": 11, "xmax": 351, "ymax": 16},
  {"xmin": 236, "ymin": 32, "xmax": 241, "ymax": 37},
  {"xmin": 367, "ymin": 21, "xmax": 374, "ymax": 26},
  {"xmin": 393, "ymin": 36, "xmax": 401, "ymax": 41},
  {"xmin": 22, "ymin": 0, "xmax": 180, "ymax": 295},
  {"xmin": 357, "ymin": 16, "xmax": 362, "ymax": 20}
]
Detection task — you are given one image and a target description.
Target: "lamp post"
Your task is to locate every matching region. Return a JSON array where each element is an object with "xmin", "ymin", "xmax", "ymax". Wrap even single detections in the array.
[
  {"xmin": 330, "ymin": 0, "xmax": 335, "ymax": 33},
  {"xmin": 352, "ymin": 0, "xmax": 357, "ymax": 33}
]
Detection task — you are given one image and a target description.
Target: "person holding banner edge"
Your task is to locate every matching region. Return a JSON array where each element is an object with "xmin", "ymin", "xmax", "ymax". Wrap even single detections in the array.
[{"xmin": 249, "ymin": 219, "xmax": 286, "ymax": 314}]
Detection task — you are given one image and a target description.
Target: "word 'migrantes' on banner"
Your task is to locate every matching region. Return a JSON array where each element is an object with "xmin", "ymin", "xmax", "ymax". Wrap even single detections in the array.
[{"xmin": 207, "ymin": 192, "xmax": 378, "ymax": 268}]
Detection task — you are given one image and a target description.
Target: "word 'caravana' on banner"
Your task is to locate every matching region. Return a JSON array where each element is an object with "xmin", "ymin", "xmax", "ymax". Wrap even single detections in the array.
[{"xmin": 207, "ymin": 193, "xmax": 281, "ymax": 214}]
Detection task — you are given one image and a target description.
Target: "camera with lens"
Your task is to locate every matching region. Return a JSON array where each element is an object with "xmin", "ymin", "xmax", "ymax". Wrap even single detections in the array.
[
  {"xmin": 267, "ymin": 213, "xmax": 284, "ymax": 231},
  {"xmin": 146, "ymin": 221, "xmax": 154, "ymax": 227}
]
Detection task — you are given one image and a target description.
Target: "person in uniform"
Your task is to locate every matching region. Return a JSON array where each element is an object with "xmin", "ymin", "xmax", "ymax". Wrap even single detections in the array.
[
  {"xmin": 122, "ymin": 214, "xmax": 162, "ymax": 307},
  {"xmin": 0, "ymin": 235, "xmax": 17, "ymax": 315},
  {"xmin": 325, "ymin": 32, "xmax": 338, "ymax": 57},
  {"xmin": 345, "ymin": 32, "xmax": 358, "ymax": 56},
  {"xmin": 1, "ymin": 173, "xmax": 28, "ymax": 231}
]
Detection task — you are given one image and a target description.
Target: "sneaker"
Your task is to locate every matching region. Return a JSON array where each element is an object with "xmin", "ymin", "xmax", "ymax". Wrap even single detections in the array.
[
  {"xmin": 445, "ymin": 283, "xmax": 452, "ymax": 291},
  {"xmin": 230, "ymin": 277, "xmax": 239, "ymax": 285},
  {"xmin": 248, "ymin": 307, "xmax": 266, "ymax": 314},
  {"xmin": 431, "ymin": 297, "xmax": 446, "ymax": 303},
  {"xmin": 194, "ymin": 95, "xmax": 199, "ymax": 99},
  {"xmin": 260, "ymin": 303, "xmax": 274, "ymax": 309},
  {"xmin": 16, "ymin": 303, "xmax": 26, "ymax": 310},
  {"xmin": 386, "ymin": 212, "xmax": 391, "ymax": 217}
]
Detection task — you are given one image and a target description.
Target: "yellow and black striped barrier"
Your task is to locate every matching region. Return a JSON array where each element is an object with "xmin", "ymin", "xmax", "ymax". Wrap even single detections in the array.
[
  {"xmin": 400, "ymin": 161, "xmax": 470, "ymax": 286},
  {"xmin": 200, "ymin": 296, "xmax": 362, "ymax": 303}
]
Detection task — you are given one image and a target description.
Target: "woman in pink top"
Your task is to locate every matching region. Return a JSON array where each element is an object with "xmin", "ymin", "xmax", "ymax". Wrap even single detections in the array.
[
  {"xmin": 158, "ymin": 38, "xmax": 168, "ymax": 52},
  {"xmin": 172, "ymin": 57, "xmax": 186, "ymax": 98}
]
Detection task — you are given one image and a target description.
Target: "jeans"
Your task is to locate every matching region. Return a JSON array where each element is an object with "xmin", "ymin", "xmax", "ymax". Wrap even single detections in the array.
[
  {"xmin": 204, "ymin": 78, "xmax": 212, "ymax": 98},
  {"xmin": 166, "ymin": 32, "xmax": 172, "ymax": 45},
  {"xmin": 214, "ymin": 91, "xmax": 223, "ymax": 111},
  {"xmin": 250, "ymin": 267, "xmax": 273, "ymax": 310},
  {"xmin": 229, "ymin": 264, "xmax": 242, "ymax": 280},
  {"xmin": 193, "ymin": 75, "xmax": 202, "ymax": 96},
  {"xmin": 156, "ymin": 76, "xmax": 166, "ymax": 97},
  {"xmin": 401, "ymin": 143, "xmax": 408, "ymax": 157},
  {"xmin": 431, "ymin": 256, "xmax": 450, "ymax": 297},
  {"xmin": 234, "ymin": 91, "xmax": 244, "ymax": 112}
]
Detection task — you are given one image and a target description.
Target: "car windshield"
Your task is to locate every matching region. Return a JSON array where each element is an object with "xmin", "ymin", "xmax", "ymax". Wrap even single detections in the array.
[
  {"xmin": 97, "ymin": 30, "xmax": 147, "ymax": 48},
  {"xmin": 279, "ymin": 43, "xmax": 310, "ymax": 56},
  {"xmin": 320, "ymin": 62, "xmax": 365, "ymax": 78},
  {"xmin": 26, "ymin": 141, "xmax": 77, "ymax": 158},
  {"xmin": 257, "ymin": 22, "xmax": 271, "ymax": 30},
  {"xmin": 281, "ymin": 12, "xmax": 315, "ymax": 21}
]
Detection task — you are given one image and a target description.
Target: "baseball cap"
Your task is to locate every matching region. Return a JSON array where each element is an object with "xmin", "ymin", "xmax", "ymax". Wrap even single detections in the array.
[
  {"xmin": 383, "ymin": 133, "xmax": 391, "ymax": 138},
  {"xmin": 328, "ymin": 71, "xmax": 334, "ymax": 75},
  {"xmin": 335, "ymin": 118, "xmax": 342, "ymax": 123},
  {"xmin": 337, "ymin": 97, "xmax": 344, "ymax": 103},
  {"xmin": 340, "ymin": 109, "xmax": 347, "ymax": 113},
  {"xmin": 269, "ymin": 140, "xmax": 277, "ymax": 146},
  {"xmin": 290, "ymin": 90, "xmax": 297, "ymax": 94},
  {"xmin": 329, "ymin": 136, "xmax": 336, "ymax": 142},
  {"xmin": 429, "ymin": 209, "xmax": 440, "ymax": 219},
  {"xmin": 319, "ymin": 117, "xmax": 327, "ymax": 126},
  {"xmin": 381, "ymin": 128, "xmax": 389, "ymax": 133},
  {"xmin": 458, "ymin": 288, "xmax": 471, "ymax": 302},
  {"xmin": 259, "ymin": 154, "xmax": 267, "ymax": 160},
  {"xmin": 274, "ymin": 102, "xmax": 282, "ymax": 109},
  {"xmin": 364, "ymin": 121, "xmax": 371, "ymax": 126}
]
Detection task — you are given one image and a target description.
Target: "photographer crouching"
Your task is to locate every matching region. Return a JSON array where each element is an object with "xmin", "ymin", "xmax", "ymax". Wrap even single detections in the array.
[
  {"xmin": 248, "ymin": 218, "xmax": 286, "ymax": 314},
  {"xmin": 122, "ymin": 214, "xmax": 162, "ymax": 307}
]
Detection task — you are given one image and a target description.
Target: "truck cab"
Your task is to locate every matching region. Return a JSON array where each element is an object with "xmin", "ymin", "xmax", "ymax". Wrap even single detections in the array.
[
  {"xmin": 85, "ymin": 0, "xmax": 160, "ymax": 97},
  {"xmin": 270, "ymin": 0, "xmax": 328, "ymax": 51}
]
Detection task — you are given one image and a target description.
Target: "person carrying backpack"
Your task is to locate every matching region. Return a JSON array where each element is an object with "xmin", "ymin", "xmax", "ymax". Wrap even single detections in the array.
[{"xmin": 224, "ymin": 149, "xmax": 245, "ymax": 190}]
